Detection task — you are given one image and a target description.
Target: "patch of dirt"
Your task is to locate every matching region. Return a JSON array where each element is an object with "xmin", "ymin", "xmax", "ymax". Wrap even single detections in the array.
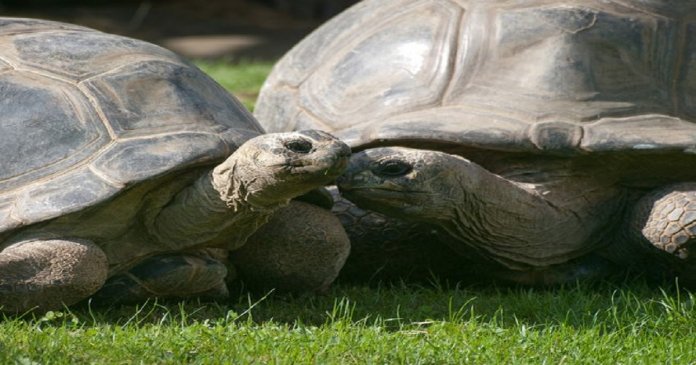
[{"xmin": 0, "ymin": 0, "xmax": 325, "ymax": 60}]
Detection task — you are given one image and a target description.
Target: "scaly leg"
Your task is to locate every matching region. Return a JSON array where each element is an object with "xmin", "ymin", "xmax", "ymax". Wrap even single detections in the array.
[
  {"xmin": 92, "ymin": 250, "xmax": 229, "ymax": 305},
  {"xmin": 230, "ymin": 201, "xmax": 350, "ymax": 293},
  {"xmin": 630, "ymin": 183, "xmax": 696, "ymax": 260},
  {"xmin": 0, "ymin": 239, "xmax": 108, "ymax": 312}
]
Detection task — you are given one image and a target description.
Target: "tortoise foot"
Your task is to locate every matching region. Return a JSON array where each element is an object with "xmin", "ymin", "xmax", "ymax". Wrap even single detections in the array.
[
  {"xmin": 0, "ymin": 239, "xmax": 107, "ymax": 312},
  {"xmin": 93, "ymin": 251, "xmax": 229, "ymax": 305},
  {"xmin": 632, "ymin": 183, "xmax": 696, "ymax": 260}
]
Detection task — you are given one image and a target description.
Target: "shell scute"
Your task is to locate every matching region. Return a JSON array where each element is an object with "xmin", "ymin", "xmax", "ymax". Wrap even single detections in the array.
[
  {"xmin": 256, "ymin": 0, "xmax": 462, "ymax": 133},
  {"xmin": 0, "ymin": 71, "xmax": 109, "ymax": 193},
  {"xmin": 0, "ymin": 19, "xmax": 261, "ymax": 233},
  {"xmin": 83, "ymin": 59, "xmax": 261, "ymax": 139},
  {"xmin": 0, "ymin": 18, "xmax": 90, "ymax": 36},
  {"xmin": 90, "ymin": 133, "xmax": 228, "ymax": 186},
  {"xmin": 581, "ymin": 115, "xmax": 696, "ymax": 153},
  {"xmin": 13, "ymin": 166, "xmax": 119, "ymax": 225},
  {"xmin": 528, "ymin": 121, "xmax": 583, "ymax": 154},
  {"xmin": 9, "ymin": 30, "xmax": 179, "ymax": 81}
]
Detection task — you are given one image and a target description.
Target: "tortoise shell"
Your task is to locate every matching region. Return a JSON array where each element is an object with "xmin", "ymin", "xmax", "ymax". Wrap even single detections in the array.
[
  {"xmin": 255, "ymin": 0, "xmax": 696, "ymax": 154},
  {"xmin": 0, "ymin": 18, "xmax": 263, "ymax": 233}
]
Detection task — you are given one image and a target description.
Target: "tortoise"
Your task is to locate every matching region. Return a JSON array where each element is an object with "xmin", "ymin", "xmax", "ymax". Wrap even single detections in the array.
[
  {"xmin": 255, "ymin": 0, "xmax": 696, "ymax": 284},
  {"xmin": 0, "ymin": 17, "xmax": 352, "ymax": 312}
]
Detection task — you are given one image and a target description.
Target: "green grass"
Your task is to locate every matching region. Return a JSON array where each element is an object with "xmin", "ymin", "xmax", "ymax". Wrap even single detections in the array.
[
  {"xmin": 1, "ymin": 61, "xmax": 692, "ymax": 364},
  {"xmin": 2, "ymin": 282, "xmax": 696, "ymax": 364}
]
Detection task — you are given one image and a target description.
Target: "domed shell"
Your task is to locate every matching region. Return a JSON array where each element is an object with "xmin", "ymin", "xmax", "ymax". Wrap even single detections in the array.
[
  {"xmin": 256, "ymin": 0, "xmax": 696, "ymax": 155},
  {"xmin": 0, "ymin": 18, "xmax": 263, "ymax": 233}
]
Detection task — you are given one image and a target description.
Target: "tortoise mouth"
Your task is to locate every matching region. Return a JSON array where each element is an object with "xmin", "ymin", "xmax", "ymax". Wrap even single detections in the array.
[
  {"xmin": 281, "ymin": 152, "xmax": 349, "ymax": 177},
  {"xmin": 340, "ymin": 187, "xmax": 432, "ymax": 216},
  {"xmin": 340, "ymin": 186, "xmax": 429, "ymax": 201}
]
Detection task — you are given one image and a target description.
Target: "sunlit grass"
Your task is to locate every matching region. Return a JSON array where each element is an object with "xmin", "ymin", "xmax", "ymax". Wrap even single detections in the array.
[{"xmin": 1, "ymin": 281, "xmax": 695, "ymax": 364}]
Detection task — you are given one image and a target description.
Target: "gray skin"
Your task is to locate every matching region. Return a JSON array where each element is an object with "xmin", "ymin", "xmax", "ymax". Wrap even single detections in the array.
[
  {"xmin": 0, "ymin": 18, "xmax": 351, "ymax": 312},
  {"xmin": 337, "ymin": 147, "xmax": 696, "ymax": 282},
  {"xmin": 255, "ymin": 0, "xmax": 696, "ymax": 283}
]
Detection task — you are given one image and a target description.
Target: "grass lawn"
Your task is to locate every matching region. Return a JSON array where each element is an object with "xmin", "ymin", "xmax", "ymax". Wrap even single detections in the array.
[
  {"xmin": 2, "ymin": 61, "xmax": 695, "ymax": 364},
  {"xmin": 3, "ymin": 282, "xmax": 696, "ymax": 363}
]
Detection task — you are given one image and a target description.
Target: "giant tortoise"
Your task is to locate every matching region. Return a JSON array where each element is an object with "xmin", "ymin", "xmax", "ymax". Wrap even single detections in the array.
[
  {"xmin": 255, "ymin": 0, "xmax": 696, "ymax": 284},
  {"xmin": 0, "ymin": 17, "xmax": 351, "ymax": 312}
]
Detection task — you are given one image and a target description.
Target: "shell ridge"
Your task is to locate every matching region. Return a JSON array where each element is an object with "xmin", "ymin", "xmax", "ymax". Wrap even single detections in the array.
[
  {"xmin": 443, "ymin": 3, "xmax": 493, "ymax": 104},
  {"xmin": 672, "ymin": 18, "xmax": 689, "ymax": 115},
  {"xmin": 77, "ymin": 55, "xmax": 187, "ymax": 84},
  {"xmin": 87, "ymin": 165, "xmax": 124, "ymax": 189},
  {"xmin": 76, "ymin": 82, "xmax": 118, "ymax": 139},
  {"xmin": 0, "ymin": 139, "xmax": 117, "ymax": 197},
  {"xmin": 440, "ymin": 1, "xmax": 466, "ymax": 105}
]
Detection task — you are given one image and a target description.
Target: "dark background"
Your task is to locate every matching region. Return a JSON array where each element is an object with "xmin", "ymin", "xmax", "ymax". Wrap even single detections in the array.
[{"xmin": 0, "ymin": 0, "xmax": 360, "ymax": 60}]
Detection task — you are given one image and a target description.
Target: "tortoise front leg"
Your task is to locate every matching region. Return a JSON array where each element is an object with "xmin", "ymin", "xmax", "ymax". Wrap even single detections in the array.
[
  {"xmin": 0, "ymin": 239, "xmax": 108, "ymax": 312},
  {"xmin": 92, "ymin": 250, "xmax": 230, "ymax": 305},
  {"xmin": 630, "ymin": 183, "xmax": 696, "ymax": 261},
  {"xmin": 230, "ymin": 201, "xmax": 350, "ymax": 293}
]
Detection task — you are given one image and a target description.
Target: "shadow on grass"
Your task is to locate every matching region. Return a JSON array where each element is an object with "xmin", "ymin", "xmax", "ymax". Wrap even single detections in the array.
[
  {"xmin": 10, "ymin": 275, "xmax": 694, "ymax": 335},
  {"xmin": 230, "ymin": 277, "xmax": 694, "ymax": 331}
]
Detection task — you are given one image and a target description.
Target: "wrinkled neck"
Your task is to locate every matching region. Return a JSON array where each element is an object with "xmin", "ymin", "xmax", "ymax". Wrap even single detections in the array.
[
  {"xmin": 428, "ymin": 161, "xmax": 548, "ymax": 238},
  {"xmin": 151, "ymin": 171, "xmax": 279, "ymax": 251},
  {"xmin": 211, "ymin": 158, "xmax": 287, "ymax": 213},
  {"xmin": 428, "ymin": 158, "xmax": 616, "ymax": 268}
]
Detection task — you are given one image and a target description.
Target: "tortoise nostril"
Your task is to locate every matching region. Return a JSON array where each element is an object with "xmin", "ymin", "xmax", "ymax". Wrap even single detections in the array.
[{"xmin": 284, "ymin": 139, "xmax": 313, "ymax": 154}]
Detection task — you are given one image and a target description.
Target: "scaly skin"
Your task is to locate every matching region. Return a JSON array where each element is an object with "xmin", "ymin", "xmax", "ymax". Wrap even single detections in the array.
[
  {"xmin": 631, "ymin": 183, "xmax": 696, "ymax": 260},
  {"xmin": 333, "ymin": 146, "xmax": 622, "ymax": 283},
  {"xmin": 338, "ymin": 147, "xmax": 622, "ymax": 271},
  {"xmin": 338, "ymin": 147, "xmax": 696, "ymax": 284},
  {"xmin": 0, "ymin": 131, "xmax": 350, "ymax": 312}
]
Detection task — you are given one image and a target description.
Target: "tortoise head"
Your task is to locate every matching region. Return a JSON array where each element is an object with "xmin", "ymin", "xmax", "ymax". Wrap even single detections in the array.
[
  {"xmin": 337, "ymin": 147, "xmax": 465, "ymax": 222},
  {"xmin": 213, "ymin": 130, "xmax": 350, "ymax": 210}
]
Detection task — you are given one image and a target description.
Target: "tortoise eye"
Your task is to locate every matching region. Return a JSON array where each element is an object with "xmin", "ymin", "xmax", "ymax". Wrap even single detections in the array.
[
  {"xmin": 374, "ymin": 159, "xmax": 412, "ymax": 177},
  {"xmin": 284, "ymin": 138, "xmax": 313, "ymax": 154}
]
